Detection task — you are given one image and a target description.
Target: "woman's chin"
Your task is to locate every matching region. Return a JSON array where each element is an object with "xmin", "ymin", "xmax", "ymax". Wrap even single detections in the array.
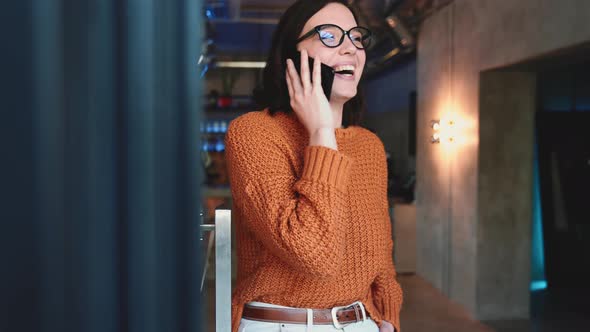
[{"xmin": 330, "ymin": 90, "xmax": 357, "ymax": 103}]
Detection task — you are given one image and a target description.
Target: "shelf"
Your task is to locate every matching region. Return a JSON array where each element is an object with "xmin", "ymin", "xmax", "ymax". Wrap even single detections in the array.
[
  {"xmin": 202, "ymin": 186, "xmax": 232, "ymax": 198},
  {"xmin": 201, "ymin": 131, "xmax": 227, "ymax": 136},
  {"xmin": 204, "ymin": 108, "xmax": 252, "ymax": 119}
]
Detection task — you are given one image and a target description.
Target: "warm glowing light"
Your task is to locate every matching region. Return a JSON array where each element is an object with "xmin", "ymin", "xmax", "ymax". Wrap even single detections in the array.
[
  {"xmin": 433, "ymin": 116, "xmax": 460, "ymax": 146},
  {"xmin": 431, "ymin": 118, "xmax": 458, "ymax": 144}
]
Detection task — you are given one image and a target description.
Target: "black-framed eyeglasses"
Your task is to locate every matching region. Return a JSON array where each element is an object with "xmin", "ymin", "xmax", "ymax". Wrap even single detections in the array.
[{"xmin": 297, "ymin": 24, "xmax": 372, "ymax": 50}]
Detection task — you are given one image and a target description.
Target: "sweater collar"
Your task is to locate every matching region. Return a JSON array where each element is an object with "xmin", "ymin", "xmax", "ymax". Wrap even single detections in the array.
[{"xmin": 271, "ymin": 109, "xmax": 357, "ymax": 140}]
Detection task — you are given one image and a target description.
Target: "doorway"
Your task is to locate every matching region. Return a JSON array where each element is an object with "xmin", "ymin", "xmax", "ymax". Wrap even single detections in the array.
[{"xmin": 534, "ymin": 60, "xmax": 590, "ymax": 320}]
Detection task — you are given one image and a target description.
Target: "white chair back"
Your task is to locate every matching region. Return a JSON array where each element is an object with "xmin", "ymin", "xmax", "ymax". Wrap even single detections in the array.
[{"xmin": 200, "ymin": 209, "xmax": 232, "ymax": 332}]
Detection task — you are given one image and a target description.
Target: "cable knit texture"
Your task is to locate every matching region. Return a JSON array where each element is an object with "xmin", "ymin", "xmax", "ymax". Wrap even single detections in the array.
[{"xmin": 225, "ymin": 109, "xmax": 403, "ymax": 332}]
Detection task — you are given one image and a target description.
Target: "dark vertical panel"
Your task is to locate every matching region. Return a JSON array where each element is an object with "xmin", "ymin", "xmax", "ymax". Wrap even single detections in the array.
[
  {"xmin": 115, "ymin": 1, "xmax": 130, "ymax": 331},
  {"xmin": 62, "ymin": 1, "xmax": 91, "ymax": 330},
  {"xmin": 1, "ymin": 1, "xmax": 39, "ymax": 331},
  {"xmin": 86, "ymin": 1, "xmax": 119, "ymax": 331},
  {"xmin": 179, "ymin": 1, "xmax": 204, "ymax": 330},
  {"xmin": 123, "ymin": 0, "xmax": 204, "ymax": 331},
  {"xmin": 125, "ymin": 0, "xmax": 158, "ymax": 331},
  {"xmin": 31, "ymin": 1, "xmax": 65, "ymax": 332},
  {"xmin": 16, "ymin": 1, "xmax": 204, "ymax": 331},
  {"xmin": 155, "ymin": 1, "xmax": 180, "ymax": 331}
]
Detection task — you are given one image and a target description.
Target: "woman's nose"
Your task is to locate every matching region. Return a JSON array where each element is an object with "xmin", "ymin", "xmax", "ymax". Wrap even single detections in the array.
[{"xmin": 338, "ymin": 34, "xmax": 358, "ymax": 55}]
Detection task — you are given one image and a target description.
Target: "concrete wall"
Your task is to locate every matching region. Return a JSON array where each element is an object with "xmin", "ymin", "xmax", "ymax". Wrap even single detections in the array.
[
  {"xmin": 393, "ymin": 203, "xmax": 417, "ymax": 274},
  {"xmin": 478, "ymin": 72, "xmax": 536, "ymax": 319},
  {"xmin": 416, "ymin": 0, "xmax": 590, "ymax": 320}
]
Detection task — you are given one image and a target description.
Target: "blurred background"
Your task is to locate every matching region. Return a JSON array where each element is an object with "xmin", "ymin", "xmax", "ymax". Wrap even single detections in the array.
[{"xmin": 1, "ymin": 0, "xmax": 589, "ymax": 331}]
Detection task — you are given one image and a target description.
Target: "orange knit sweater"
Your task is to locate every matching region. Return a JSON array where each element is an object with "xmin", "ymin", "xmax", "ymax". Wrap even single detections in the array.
[{"xmin": 225, "ymin": 109, "xmax": 403, "ymax": 332}]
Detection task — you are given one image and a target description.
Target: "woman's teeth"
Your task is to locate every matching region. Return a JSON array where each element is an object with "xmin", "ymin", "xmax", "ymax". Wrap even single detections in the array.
[{"xmin": 333, "ymin": 65, "xmax": 355, "ymax": 76}]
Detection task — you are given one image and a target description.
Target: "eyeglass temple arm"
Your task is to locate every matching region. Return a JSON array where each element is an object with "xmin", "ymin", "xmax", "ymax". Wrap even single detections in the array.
[{"xmin": 296, "ymin": 28, "xmax": 320, "ymax": 44}]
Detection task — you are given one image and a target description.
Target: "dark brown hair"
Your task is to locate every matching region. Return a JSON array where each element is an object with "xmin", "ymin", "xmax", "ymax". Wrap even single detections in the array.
[{"xmin": 253, "ymin": 0, "xmax": 365, "ymax": 127}]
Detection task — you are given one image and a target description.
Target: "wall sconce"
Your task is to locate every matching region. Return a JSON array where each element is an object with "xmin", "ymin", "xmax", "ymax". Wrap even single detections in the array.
[
  {"xmin": 430, "ymin": 120, "xmax": 441, "ymax": 143},
  {"xmin": 430, "ymin": 118, "xmax": 456, "ymax": 144}
]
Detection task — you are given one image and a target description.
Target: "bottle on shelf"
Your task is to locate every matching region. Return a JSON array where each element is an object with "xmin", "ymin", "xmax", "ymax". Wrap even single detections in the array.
[
  {"xmin": 212, "ymin": 121, "xmax": 221, "ymax": 133},
  {"xmin": 214, "ymin": 137, "xmax": 225, "ymax": 152}
]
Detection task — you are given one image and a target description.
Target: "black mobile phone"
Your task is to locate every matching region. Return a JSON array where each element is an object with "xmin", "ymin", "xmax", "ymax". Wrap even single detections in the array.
[{"xmin": 292, "ymin": 52, "xmax": 335, "ymax": 101}]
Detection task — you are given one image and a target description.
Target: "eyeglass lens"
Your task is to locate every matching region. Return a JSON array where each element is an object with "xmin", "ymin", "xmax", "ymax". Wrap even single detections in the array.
[{"xmin": 317, "ymin": 25, "xmax": 370, "ymax": 49}]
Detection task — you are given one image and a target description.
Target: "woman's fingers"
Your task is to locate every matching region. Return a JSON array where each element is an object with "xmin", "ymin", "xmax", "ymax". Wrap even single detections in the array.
[
  {"xmin": 285, "ymin": 69, "xmax": 294, "ymax": 99},
  {"xmin": 312, "ymin": 54, "xmax": 322, "ymax": 92},
  {"xmin": 300, "ymin": 49, "xmax": 311, "ymax": 92},
  {"xmin": 286, "ymin": 58, "xmax": 302, "ymax": 96},
  {"xmin": 379, "ymin": 320, "xmax": 395, "ymax": 332}
]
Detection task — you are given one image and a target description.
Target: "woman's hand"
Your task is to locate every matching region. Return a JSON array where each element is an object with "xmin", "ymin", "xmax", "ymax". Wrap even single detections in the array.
[
  {"xmin": 286, "ymin": 50, "xmax": 337, "ymax": 149},
  {"xmin": 380, "ymin": 320, "xmax": 395, "ymax": 332}
]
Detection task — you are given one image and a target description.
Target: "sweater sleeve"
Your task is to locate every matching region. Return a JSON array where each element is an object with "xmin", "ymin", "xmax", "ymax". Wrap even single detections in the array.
[
  {"xmin": 371, "ymin": 238, "xmax": 403, "ymax": 331},
  {"xmin": 225, "ymin": 118, "xmax": 352, "ymax": 278},
  {"xmin": 371, "ymin": 138, "xmax": 403, "ymax": 331}
]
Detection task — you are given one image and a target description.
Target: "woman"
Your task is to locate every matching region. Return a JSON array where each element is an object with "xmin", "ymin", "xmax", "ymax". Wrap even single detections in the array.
[{"xmin": 225, "ymin": 0, "xmax": 402, "ymax": 331}]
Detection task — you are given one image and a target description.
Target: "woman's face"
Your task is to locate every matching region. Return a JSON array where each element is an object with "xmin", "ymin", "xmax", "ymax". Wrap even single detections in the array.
[{"xmin": 296, "ymin": 3, "xmax": 366, "ymax": 103}]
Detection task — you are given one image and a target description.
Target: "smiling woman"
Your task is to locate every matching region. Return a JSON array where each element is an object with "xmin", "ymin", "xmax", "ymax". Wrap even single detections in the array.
[
  {"xmin": 252, "ymin": 0, "xmax": 368, "ymax": 128},
  {"xmin": 225, "ymin": 1, "xmax": 403, "ymax": 332}
]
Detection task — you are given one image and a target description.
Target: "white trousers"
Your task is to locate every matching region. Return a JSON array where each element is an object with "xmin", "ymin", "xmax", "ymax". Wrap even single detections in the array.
[{"xmin": 238, "ymin": 301, "xmax": 380, "ymax": 332}]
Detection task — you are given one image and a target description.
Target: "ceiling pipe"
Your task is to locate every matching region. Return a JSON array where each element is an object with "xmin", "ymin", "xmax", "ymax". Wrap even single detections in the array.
[
  {"xmin": 228, "ymin": 0, "xmax": 241, "ymax": 20},
  {"xmin": 385, "ymin": 13, "xmax": 415, "ymax": 48},
  {"xmin": 349, "ymin": 0, "xmax": 415, "ymax": 76},
  {"xmin": 353, "ymin": 0, "xmax": 403, "ymax": 27}
]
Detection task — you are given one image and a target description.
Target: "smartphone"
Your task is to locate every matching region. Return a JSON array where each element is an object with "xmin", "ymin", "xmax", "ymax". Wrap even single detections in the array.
[{"xmin": 291, "ymin": 52, "xmax": 335, "ymax": 101}]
